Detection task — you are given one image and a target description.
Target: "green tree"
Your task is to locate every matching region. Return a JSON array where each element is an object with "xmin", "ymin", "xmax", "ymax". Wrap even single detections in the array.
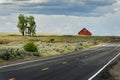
[
  {"xmin": 27, "ymin": 16, "xmax": 36, "ymax": 36},
  {"xmin": 17, "ymin": 14, "xmax": 36, "ymax": 36},
  {"xmin": 17, "ymin": 14, "xmax": 27, "ymax": 36}
]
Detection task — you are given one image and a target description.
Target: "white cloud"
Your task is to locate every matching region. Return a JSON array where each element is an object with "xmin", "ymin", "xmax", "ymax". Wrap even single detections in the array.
[
  {"xmin": 63, "ymin": 0, "xmax": 85, "ymax": 6},
  {"xmin": 113, "ymin": 1, "xmax": 120, "ymax": 12},
  {"xmin": 0, "ymin": 12, "xmax": 120, "ymax": 35},
  {"xmin": 0, "ymin": 0, "xmax": 13, "ymax": 3},
  {"xmin": 30, "ymin": 0, "xmax": 48, "ymax": 3},
  {"xmin": 0, "ymin": 16, "xmax": 7, "ymax": 20},
  {"xmin": 0, "ymin": 0, "xmax": 48, "ymax": 3},
  {"xmin": 0, "ymin": 0, "xmax": 120, "ymax": 36},
  {"xmin": 29, "ymin": 10, "xmax": 120, "ymax": 35}
]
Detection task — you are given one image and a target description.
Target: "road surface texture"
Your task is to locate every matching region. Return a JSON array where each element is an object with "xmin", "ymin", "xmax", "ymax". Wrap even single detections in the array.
[{"xmin": 0, "ymin": 40, "xmax": 120, "ymax": 80}]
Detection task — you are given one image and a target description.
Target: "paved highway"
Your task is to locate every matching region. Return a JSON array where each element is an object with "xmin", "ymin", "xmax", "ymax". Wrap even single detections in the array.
[{"xmin": 0, "ymin": 41, "xmax": 120, "ymax": 80}]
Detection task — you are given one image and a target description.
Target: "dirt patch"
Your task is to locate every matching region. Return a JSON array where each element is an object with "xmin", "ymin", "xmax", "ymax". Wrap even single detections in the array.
[
  {"xmin": 109, "ymin": 60, "xmax": 120, "ymax": 80},
  {"xmin": 0, "ymin": 40, "xmax": 14, "ymax": 44},
  {"xmin": 99, "ymin": 59, "xmax": 120, "ymax": 80}
]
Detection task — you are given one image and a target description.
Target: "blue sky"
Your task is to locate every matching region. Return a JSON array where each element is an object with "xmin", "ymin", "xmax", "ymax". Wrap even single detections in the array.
[{"xmin": 0, "ymin": 0, "xmax": 120, "ymax": 36}]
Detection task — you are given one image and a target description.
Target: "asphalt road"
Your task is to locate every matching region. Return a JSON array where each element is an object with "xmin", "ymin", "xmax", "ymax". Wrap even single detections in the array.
[{"xmin": 0, "ymin": 41, "xmax": 120, "ymax": 80}]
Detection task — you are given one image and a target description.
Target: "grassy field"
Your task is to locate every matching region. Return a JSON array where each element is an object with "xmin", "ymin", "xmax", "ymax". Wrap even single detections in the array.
[
  {"xmin": 0, "ymin": 32, "xmax": 117, "ymax": 42},
  {"xmin": 0, "ymin": 32, "xmax": 119, "ymax": 64}
]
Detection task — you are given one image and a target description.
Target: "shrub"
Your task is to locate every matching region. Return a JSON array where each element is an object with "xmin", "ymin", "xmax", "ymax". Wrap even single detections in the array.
[
  {"xmin": 93, "ymin": 40, "xmax": 99, "ymax": 45},
  {"xmin": 74, "ymin": 43, "xmax": 83, "ymax": 51},
  {"xmin": 49, "ymin": 38, "xmax": 55, "ymax": 43},
  {"xmin": 25, "ymin": 51, "xmax": 40, "ymax": 57},
  {"xmin": 0, "ymin": 48, "xmax": 25, "ymax": 60},
  {"xmin": 33, "ymin": 52, "xmax": 40, "ymax": 56},
  {"xmin": 0, "ymin": 47, "xmax": 40, "ymax": 60},
  {"xmin": 23, "ymin": 42, "xmax": 38, "ymax": 52},
  {"xmin": 74, "ymin": 47, "xmax": 83, "ymax": 51}
]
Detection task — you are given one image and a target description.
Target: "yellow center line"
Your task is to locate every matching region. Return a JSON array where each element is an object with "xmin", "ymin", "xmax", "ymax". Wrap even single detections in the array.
[
  {"xmin": 62, "ymin": 61, "xmax": 68, "ymax": 64},
  {"xmin": 41, "ymin": 67, "xmax": 49, "ymax": 71},
  {"xmin": 9, "ymin": 78, "xmax": 15, "ymax": 80}
]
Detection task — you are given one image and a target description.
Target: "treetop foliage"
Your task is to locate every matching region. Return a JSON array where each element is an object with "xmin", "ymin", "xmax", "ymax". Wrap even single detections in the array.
[{"xmin": 17, "ymin": 14, "xmax": 36, "ymax": 36}]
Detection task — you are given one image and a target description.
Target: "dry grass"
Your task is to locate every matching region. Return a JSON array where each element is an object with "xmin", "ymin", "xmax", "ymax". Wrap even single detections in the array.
[
  {"xmin": 0, "ymin": 32, "xmax": 119, "ymax": 64},
  {"xmin": 0, "ymin": 32, "xmax": 21, "ymax": 35},
  {"xmin": 109, "ymin": 60, "xmax": 120, "ymax": 80}
]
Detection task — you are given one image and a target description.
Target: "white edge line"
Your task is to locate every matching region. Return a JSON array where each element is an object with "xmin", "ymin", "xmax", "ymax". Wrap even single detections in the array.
[
  {"xmin": 0, "ymin": 56, "xmax": 59, "ymax": 69},
  {"xmin": 88, "ymin": 52, "xmax": 120, "ymax": 80},
  {"xmin": 0, "ymin": 59, "xmax": 42, "ymax": 69},
  {"xmin": 0, "ymin": 50, "xmax": 84, "ymax": 69}
]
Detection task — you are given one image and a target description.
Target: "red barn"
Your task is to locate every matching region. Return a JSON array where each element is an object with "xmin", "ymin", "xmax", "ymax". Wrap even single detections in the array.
[{"xmin": 78, "ymin": 28, "xmax": 92, "ymax": 36}]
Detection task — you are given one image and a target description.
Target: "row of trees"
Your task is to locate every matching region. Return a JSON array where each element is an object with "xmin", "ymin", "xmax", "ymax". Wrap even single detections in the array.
[{"xmin": 17, "ymin": 14, "xmax": 36, "ymax": 36}]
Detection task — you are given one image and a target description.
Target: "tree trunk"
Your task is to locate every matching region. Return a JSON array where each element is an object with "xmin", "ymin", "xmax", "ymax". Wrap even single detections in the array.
[{"xmin": 22, "ymin": 32, "xmax": 25, "ymax": 36}]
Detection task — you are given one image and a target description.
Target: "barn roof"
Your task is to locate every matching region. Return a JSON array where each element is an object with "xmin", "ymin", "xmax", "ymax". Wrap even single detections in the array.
[{"xmin": 78, "ymin": 28, "xmax": 92, "ymax": 35}]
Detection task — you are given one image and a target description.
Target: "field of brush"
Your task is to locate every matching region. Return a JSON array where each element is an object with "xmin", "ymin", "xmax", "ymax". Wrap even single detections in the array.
[{"xmin": 0, "ymin": 32, "xmax": 118, "ymax": 64}]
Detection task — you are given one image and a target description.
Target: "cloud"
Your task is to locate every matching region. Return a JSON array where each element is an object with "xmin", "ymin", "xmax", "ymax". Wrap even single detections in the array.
[
  {"xmin": 0, "ymin": 11, "xmax": 120, "ymax": 35},
  {"xmin": 19, "ymin": 0, "xmax": 117, "ymax": 16},
  {"xmin": 30, "ymin": 0, "xmax": 48, "ymax": 3},
  {"xmin": 0, "ymin": 0, "xmax": 118, "ymax": 16},
  {"xmin": 0, "ymin": 0, "xmax": 48, "ymax": 3},
  {"xmin": 0, "ymin": 0, "xmax": 120, "ymax": 36},
  {"xmin": 0, "ymin": 14, "xmax": 18, "ymax": 32},
  {"xmin": 0, "ymin": 3, "xmax": 20, "ymax": 16},
  {"xmin": 0, "ymin": 0, "xmax": 11, "ymax": 3},
  {"xmin": 26, "ymin": 13, "xmax": 118, "ymax": 35}
]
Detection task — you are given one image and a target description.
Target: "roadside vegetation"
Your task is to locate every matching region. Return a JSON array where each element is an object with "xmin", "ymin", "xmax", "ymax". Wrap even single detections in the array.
[{"xmin": 0, "ymin": 32, "xmax": 119, "ymax": 64}]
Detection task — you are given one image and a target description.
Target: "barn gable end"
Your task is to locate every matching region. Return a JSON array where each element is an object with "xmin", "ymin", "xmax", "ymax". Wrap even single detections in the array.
[{"xmin": 78, "ymin": 28, "xmax": 92, "ymax": 36}]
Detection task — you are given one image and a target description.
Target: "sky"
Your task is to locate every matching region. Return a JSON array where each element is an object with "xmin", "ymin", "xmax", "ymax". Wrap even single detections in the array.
[{"xmin": 0, "ymin": 0, "xmax": 120, "ymax": 36}]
